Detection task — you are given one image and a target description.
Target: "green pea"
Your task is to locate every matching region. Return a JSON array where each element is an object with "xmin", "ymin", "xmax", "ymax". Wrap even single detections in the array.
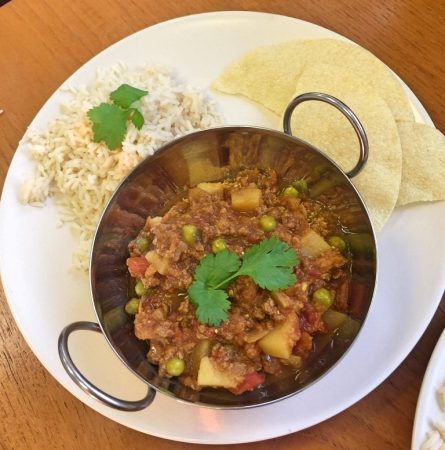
[
  {"xmin": 125, "ymin": 298, "xmax": 140, "ymax": 315},
  {"xmin": 135, "ymin": 281, "xmax": 147, "ymax": 297},
  {"xmin": 166, "ymin": 357, "xmax": 185, "ymax": 376},
  {"xmin": 282, "ymin": 186, "xmax": 299, "ymax": 197},
  {"xmin": 212, "ymin": 238, "xmax": 227, "ymax": 253},
  {"xmin": 136, "ymin": 236, "xmax": 150, "ymax": 253},
  {"xmin": 259, "ymin": 215, "xmax": 277, "ymax": 232},
  {"xmin": 292, "ymin": 179, "xmax": 308, "ymax": 194},
  {"xmin": 328, "ymin": 236, "xmax": 346, "ymax": 252},
  {"xmin": 313, "ymin": 288, "xmax": 332, "ymax": 308},
  {"xmin": 181, "ymin": 224, "xmax": 199, "ymax": 244}
]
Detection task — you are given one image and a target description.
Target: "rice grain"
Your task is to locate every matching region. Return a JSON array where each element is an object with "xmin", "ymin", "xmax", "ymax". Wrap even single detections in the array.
[{"xmin": 21, "ymin": 63, "xmax": 223, "ymax": 270}]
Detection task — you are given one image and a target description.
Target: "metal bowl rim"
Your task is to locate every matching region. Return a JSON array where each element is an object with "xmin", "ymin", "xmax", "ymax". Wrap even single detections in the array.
[{"xmin": 88, "ymin": 124, "xmax": 378, "ymax": 409}]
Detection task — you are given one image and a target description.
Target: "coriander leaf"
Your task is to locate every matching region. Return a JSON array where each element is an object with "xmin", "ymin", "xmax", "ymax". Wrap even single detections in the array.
[
  {"xmin": 195, "ymin": 249, "xmax": 241, "ymax": 288},
  {"xmin": 110, "ymin": 84, "xmax": 148, "ymax": 109},
  {"xmin": 130, "ymin": 109, "xmax": 144, "ymax": 130},
  {"xmin": 87, "ymin": 103, "xmax": 128, "ymax": 150},
  {"xmin": 188, "ymin": 237, "xmax": 299, "ymax": 326},
  {"xmin": 237, "ymin": 236, "xmax": 299, "ymax": 291},
  {"xmin": 188, "ymin": 280, "xmax": 231, "ymax": 326}
]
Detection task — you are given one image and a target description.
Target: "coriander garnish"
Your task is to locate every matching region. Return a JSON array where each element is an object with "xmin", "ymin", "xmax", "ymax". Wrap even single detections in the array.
[
  {"xmin": 87, "ymin": 83, "xmax": 148, "ymax": 150},
  {"xmin": 188, "ymin": 236, "xmax": 299, "ymax": 326}
]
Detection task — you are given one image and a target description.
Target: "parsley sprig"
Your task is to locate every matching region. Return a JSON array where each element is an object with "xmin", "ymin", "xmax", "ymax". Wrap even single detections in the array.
[
  {"xmin": 188, "ymin": 236, "xmax": 299, "ymax": 326},
  {"xmin": 87, "ymin": 84, "xmax": 148, "ymax": 150}
]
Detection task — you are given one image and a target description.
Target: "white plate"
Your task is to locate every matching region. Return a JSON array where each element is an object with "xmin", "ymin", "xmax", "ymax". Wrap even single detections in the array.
[
  {"xmin": 1, "ymin": 11, "xmax": 444, "ymax": 445},
  {"xmin": 412, "ymin": 329, "xmax": 445, "ymax": 449}
]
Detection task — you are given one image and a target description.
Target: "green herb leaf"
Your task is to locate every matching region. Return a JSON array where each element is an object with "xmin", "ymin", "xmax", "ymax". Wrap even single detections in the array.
[
  {"xmin": 110, "ymin": 84, "xmax": 148, "ymax": 109},
  {"xmin": 130, "ymin": 109, "xmax": 144, "ymax": 130},
  {"xmin": 188, "ymin": 280, "xmax": 231, "ymax": 326},
  {"xmin": 87, "ymin": 84, "xmax": 148, "ymax": 150},
  {"xmin": 237, "ymin": 236, "xmax": 299, "ymax": 291},
  {"xmin": 195, "ymin": 250, "xmax": 241, "ymax": 288},
  {"xmin": 187, "ymin": 237, "xmax": 299, "ymax": 326},
  {"xmin": 87, "ymin": 103, "xmax": 128, "ymax": 150}
]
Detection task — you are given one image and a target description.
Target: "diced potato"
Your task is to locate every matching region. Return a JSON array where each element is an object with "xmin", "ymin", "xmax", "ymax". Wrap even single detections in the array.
[
  {"xmin": 145, "ymin": 251, "xmax": 169, "ymax": 275},
  {"xmin": 258, "ymin": 314, "xmax": 299, "ymax": 359},
  {"xmin": 300, "ymin": 229, "xmax": 331, "ymax": 257},
  {"xmin": 197, "ymin": 356, "xmax": 242, "ymax": 388},
  {"xmin": 197, "ymin": 182, "xmax": 223, "ymax": 194},
  {"xmin": 231, "ymin": 187, "xmax": 262, "ymax": 211}
]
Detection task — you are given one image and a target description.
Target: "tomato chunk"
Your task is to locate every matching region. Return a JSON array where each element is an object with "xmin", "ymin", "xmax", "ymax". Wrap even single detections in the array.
[
  {"xmin": 127, "ymin": 256, "xmax": 148, "ymax": 277},
  {"xmin": 232, "ymin": 372, "xmax": 265, "ymax": 395}
]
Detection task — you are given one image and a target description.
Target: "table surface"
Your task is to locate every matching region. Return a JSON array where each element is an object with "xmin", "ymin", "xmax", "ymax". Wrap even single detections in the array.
[{"xmin": 0, "ymin": 1, "xmax": 444, "ymax": 449}]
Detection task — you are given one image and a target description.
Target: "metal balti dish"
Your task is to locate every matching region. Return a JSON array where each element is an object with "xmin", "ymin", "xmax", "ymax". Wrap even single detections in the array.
[{"xmin": 58, "ymin": 93, "xmax": 377, "ymax": 411}]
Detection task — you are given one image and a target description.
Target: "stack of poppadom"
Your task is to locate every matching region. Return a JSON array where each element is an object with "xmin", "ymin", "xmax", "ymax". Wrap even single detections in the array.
[{"xmin": 212, "ymin": 39, "xmax": 445, "ymax": 230}]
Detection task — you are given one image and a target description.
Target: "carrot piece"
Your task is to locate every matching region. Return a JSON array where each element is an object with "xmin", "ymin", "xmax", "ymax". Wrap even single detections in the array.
[
  {"xmin": 127, "ymin": 256, "xmax": 148, "ymax": 277},
  {"xmin": 232, "ymin": 372, "xmax": 265, "ymax": 395}
]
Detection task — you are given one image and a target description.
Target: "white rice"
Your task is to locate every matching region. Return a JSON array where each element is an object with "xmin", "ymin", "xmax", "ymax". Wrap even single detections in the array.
[
  {"xmin": 20, "ymin": 62, "xmax": 223, "ymax": 270},
  {"xmin": 422, "ymin": 382, "xmax": 445, "ymax": 449},
  {"xmin": 440, "ymin": 386, "xmax": 445, "ymax": 411}
]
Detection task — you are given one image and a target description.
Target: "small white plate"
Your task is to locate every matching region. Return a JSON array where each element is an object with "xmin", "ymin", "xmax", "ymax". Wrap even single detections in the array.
[
  {"xmin": 1, "ymin": 11, "xmax": 445, "ymax": 445},
  {"xmin": 412, "ymin": 329, "xmax": 445, "ymax": 449}
]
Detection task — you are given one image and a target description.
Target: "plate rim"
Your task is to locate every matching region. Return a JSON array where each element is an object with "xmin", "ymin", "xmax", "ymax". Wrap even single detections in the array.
[{"xmin": 0, "ymin": 10, "xmax": 443, "ymax": 444}]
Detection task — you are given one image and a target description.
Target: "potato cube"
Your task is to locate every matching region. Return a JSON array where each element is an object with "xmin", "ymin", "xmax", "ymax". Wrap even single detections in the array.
[
  {"xmin": 145, "ymin": 251, "xmax": 169, "ymax": 276},
  {"xmin": 258, "ymin": 314, "xmax": 299, "ymax": 359},
  {"xmin": 197, "ymin": 356, "xmax": 242, "ymax": 388},
  {"xmin": 300, "ymin": 229, "xmax": 331, "ymax": 257},
  {"xmin": 231, "ymin": 187, "xmax": 262, "ymax": 211},
  {"xmin": 197, "ymin": 182, "xmax": 224, "ymax": 194}
]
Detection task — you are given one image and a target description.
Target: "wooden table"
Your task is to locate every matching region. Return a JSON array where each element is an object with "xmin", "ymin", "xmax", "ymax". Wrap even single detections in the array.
[{"xmin": 0, "ymin": 1, "xmax": 444, "ymax": 448}]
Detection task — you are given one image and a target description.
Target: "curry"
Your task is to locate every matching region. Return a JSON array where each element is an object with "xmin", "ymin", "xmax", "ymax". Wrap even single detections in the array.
[{"xmin": 126, "ymin": 169, "xmax": 359, "ymax": 394}]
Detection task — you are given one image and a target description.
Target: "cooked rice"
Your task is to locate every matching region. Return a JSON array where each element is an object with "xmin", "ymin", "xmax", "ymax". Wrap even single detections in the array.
[
  {"xmin": 421, "ymin": 430, "xmax": 445, "ymax": 450},
  {"xmin": 439, "ymin": 385, "xmax": 445, "ymax": 411},
  {"xmin": 436, "ymin": 422, "xmax": 445, "ymax": 439},
  {"xmin": 421, "ymin": 382, "xmax": 445, "ymax": 449},
  {"xmin": 20, "ymin": 63, "xmax": 223, "ymax": 270}
]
